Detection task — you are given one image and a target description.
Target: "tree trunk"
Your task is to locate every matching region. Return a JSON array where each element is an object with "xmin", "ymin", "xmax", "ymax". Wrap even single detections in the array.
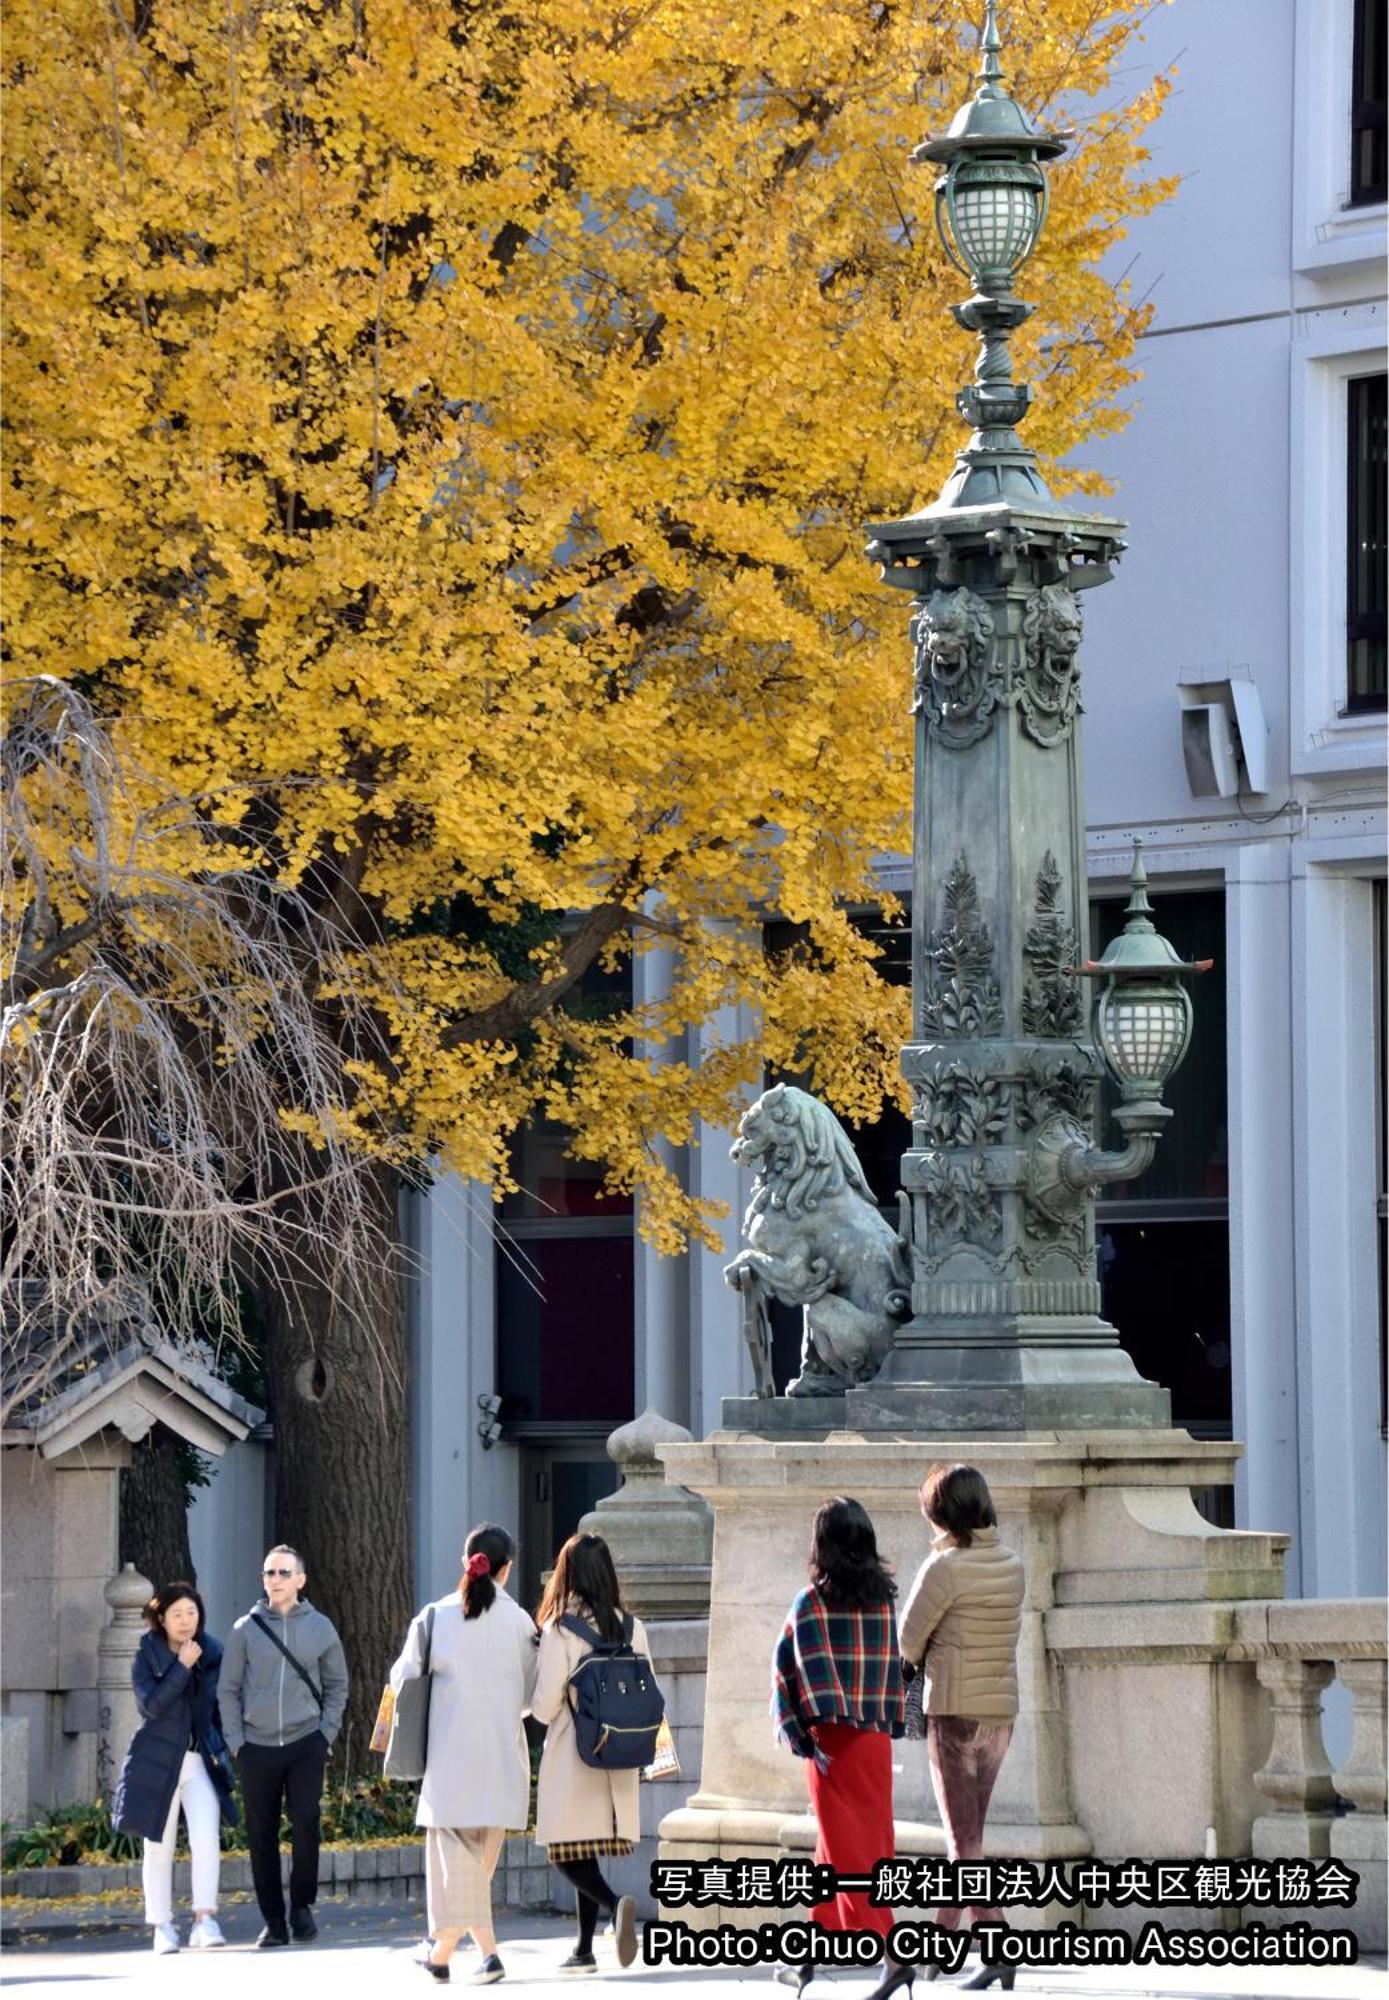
[
  {"xmin": 119, "ymin": 1427, "xmax": 197, "ymax": 1590},
  {"xmin": 262, "ymin": 1163, "xmax": 413, "ymax": 1773}
]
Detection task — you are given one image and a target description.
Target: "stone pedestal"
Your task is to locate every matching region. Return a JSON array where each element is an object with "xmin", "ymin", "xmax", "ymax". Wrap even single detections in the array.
[
  {"xmin": 577, "ymin": 1408, "xmax": 714, "ymax": 1619},
  {"xmin": 0, "ymin": 1716, "xmax": 31, "ymax": 1830},
  {"xmin": 655, "ymin": 1427, "xmax": 1287, "ymax": 1921},
  {"xmin": 96, "ymin": 1563, "xmax": 152, "ymax": 1804}
]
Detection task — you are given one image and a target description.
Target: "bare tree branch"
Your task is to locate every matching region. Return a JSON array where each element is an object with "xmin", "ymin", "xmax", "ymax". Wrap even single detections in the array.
[{"xmin": 1, "ymin": 677, "xmax": 402, "ymax": 1420}]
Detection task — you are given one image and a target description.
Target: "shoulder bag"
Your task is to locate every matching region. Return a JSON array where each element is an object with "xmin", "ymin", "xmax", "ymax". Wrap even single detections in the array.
[{"xmin": 379, "ymin": 1604, "xmax": 436, "ymax": 1782}]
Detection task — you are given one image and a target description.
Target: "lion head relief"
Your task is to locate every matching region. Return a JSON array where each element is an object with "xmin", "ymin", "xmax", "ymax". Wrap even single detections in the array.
[
  {"xmin": 1018, "ymin": 583, "xmax": 1083, "ymax": 743},
  {"xmin": 911, "ymin": 587, "xmax": 999, "ymax": 745}
]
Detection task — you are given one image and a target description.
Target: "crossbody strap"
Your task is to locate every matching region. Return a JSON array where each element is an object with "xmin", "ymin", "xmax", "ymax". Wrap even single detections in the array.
[{"xmin": 250, "ymin": 1612, "xmax": 323, "ymax": 1710}]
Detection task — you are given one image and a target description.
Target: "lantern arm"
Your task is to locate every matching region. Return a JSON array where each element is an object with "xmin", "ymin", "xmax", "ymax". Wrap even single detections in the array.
[
  {"xmin": 1063, "ymin": 1098, "xmax": 1172, "ymax": 1192},
  {"xmin": 1025, "ymin": 1100, "xmax": 1172, "ymax": 1222}
]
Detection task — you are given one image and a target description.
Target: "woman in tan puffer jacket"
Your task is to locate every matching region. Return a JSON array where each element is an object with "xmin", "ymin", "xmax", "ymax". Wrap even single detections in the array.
[{"xmin": 898, "ymin": 1464, "xmax": 1025, "ymax": 1993}]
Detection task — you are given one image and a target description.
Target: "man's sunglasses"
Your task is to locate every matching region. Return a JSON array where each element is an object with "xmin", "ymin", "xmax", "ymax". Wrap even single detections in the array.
[{"xmin": 262, "ymin": 1567, "xmax": 297, "ymax": 1578}]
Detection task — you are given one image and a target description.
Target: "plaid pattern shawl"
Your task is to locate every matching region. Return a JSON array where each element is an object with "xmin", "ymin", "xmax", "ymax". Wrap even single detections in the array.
[{"xmin": 771, "ymin": 1586, "xmax": 905, "ymax": 1761}]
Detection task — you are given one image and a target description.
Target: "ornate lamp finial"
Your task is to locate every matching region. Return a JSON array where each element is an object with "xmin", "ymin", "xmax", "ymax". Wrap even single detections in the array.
[
  {"xmin": 977, "ymin": 0, "xmax": 1005, "ymax": 92},
  {"xmin": 1119, "ymin": 836, "xmax": 1156, "ymax": 929},
  {"xmin": 912, "ymin": 5, "xmax": 1067, "ymax": 511}
]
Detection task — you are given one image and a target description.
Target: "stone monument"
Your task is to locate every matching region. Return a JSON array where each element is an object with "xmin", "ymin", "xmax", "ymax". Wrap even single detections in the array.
[{"xmin": 656, "ymin": 4, "xmax": 1320, "ymax": 1922}]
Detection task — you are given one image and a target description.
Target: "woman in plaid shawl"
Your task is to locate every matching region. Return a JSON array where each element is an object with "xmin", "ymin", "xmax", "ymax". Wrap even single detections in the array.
[{"xmin": 771, "ymin": 1498, "xmax": 905, "ymax": 1994}]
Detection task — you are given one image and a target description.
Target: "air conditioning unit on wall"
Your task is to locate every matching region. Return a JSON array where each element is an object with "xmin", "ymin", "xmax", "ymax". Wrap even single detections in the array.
[{"xmin": 1178, "ymin": 671, "xmax": 1269, "ymax": 799}]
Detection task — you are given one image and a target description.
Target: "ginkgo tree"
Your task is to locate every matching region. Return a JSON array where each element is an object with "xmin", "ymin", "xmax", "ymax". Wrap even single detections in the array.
[{"xmin": 4, "ymin": 0, "xmax": 1172, "ymax": 1755}]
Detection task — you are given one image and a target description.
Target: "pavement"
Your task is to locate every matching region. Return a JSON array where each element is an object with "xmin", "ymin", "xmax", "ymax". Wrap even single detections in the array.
[{"xmin": 0, "ymin": 1904, "xmax": 1385, "ymax": 1999}]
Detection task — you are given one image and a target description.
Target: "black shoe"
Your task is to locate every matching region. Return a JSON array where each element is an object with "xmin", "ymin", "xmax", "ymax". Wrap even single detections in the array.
[
  {"xmin": 866, "ymin": 1959, "xmax": 918, "ymax": 2000},
  {"xmin": 256, "ymin": 1926, "xmax": 290, "ymax": 1949},
  {"xmin": 960, "ymin": 1967, "xmax": 1015, "ymax": 1992},
  {"xmin": 470, "ymin": 1955, "xmax": 505, "ymax": 1986},
  {"xmin": 558, "ymin": 1951, "xmax": 598, "ymax": 1975},
  {"xmin": 415, "ymin": 1942, "xmax": 450, "ymax": 1983},
  {"xmin": 772, "ymin": 1969, "xmax": 813, "ymax": 1995},
  {"xmin": 290, "ymin": 1907, "xmax": 318, "ymax": 1942}
]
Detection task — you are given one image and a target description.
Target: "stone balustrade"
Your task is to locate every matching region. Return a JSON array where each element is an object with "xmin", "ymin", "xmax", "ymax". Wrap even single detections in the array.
[
  {"xmin": 1047, "ymin": 1593, "xmax": 1386, "ymax": 1948},
  {"xmin": 1237, "ymin": 1601, "xmax": 1386, "ymax": 1949}
]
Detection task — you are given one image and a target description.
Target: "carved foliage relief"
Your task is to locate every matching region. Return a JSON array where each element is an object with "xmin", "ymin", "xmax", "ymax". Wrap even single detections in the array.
[
  {"xmin": 920, "ymin": 1154, "xmax": 1001, "ymax": 1244},
  {"xmin": 1021, "ymin": 850, "xmax": 1084, "ymax": 1037},
  {"xmin": 922, "ymin": 857, "xmax": 1004, "ymax": 1038},
  {"xmin": 1014, "ymin": 1053, "xmax": 1098, "ymax": 1134},
  {"xmin": 913, "ymin": 1064, "xmax": 1007, "ymax": 1147}
]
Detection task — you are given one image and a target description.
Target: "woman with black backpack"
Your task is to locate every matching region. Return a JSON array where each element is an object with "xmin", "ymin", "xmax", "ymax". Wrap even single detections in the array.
[{"xmin": 532, "ymin": 1532, "xmax": 659, "ymax": 1976}]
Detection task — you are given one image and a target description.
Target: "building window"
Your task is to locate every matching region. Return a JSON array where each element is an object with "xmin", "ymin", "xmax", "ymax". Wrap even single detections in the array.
[
  {"xmin": 494, "ymin": 954, "xmax": 635, "ymax": 1427},
  {"xmin": 1347, "ymin": 372, "xmax": 1388, "ymax": 712},
  {"xmin": 1092, "ymin": 890, "xmax": 1231, "ymax": 1472},
  {"xmin": 1351, "ymin": 0, "xmax": 1387, "ymax": 206}
]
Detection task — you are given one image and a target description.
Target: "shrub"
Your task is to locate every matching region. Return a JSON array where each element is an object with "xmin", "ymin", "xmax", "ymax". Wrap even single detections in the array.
[{"xmin": 2, "ymin": 1802, "xmax": 141, "ymax": 1869}]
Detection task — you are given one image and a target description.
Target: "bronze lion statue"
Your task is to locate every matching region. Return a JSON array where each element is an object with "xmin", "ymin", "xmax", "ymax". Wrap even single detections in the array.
[{"xmin": 724, "ymin": 1083, "xmax": 909, "ymax": 1397}]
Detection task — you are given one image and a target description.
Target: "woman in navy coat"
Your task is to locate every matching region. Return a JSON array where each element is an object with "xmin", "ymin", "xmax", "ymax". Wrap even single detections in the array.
[{"xmin": 114, "ymin": 1581, "xmax": 237, "ymax": 1955}]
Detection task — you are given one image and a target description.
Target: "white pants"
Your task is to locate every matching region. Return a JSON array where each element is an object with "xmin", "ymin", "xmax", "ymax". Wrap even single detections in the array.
[{"xmin": 143, "ymin": 1750, "xmax": 221, "ymax": 1924}]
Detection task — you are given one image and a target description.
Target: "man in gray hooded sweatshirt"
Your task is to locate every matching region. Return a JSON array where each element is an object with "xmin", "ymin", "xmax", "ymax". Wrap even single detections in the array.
[{"xmin": 220, "ymin": 1544, "xmax": 349, "ymax": 1947}]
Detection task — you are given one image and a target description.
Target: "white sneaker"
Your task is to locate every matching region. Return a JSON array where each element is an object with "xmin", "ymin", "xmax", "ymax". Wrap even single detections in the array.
[
  {"xmin": 188, "ymin": 1916, "xmax": 227, "ymax": 1949},
  {"xmin": 152, "ymin": 1923, "xmax": 181, "ymax": 1955}
]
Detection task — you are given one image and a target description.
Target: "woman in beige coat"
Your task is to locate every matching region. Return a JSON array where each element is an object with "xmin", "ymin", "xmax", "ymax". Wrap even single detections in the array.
[
  {"xmin": 897, "ymin": 1464, "xmax": 1025, "ymax": 1994},
  {"xmin": 532, "ymin": 1533, "xmax": 651, "ymax": 1976},
  {"xmin": 391, "ymin": 1523, "xmax": 538, "ymax": 1983}
]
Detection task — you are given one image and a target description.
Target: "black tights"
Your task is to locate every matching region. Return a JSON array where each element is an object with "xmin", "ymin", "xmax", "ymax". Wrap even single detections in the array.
[{"xmin": 554, "ymin": 1857, "xmax": 617, "ymax": 1953}]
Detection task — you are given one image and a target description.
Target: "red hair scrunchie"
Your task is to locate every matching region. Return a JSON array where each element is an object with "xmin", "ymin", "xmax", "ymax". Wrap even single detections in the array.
[{"xmin": 464, "ymin": 1551, "xmax": 492, "ymax": 1579}]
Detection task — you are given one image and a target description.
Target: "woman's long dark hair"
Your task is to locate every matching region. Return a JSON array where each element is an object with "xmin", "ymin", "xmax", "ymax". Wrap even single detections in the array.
[
  {"xmin": 460, "ymin": 1523, "xmax": 514, "ymax": 1620},
  {"xmin": 144, "ymin": 1581, "xmax": 206, "ymax": 1638},
  {"xmin": 809, "ymin": 1497, "xmax": 895, "ymax": 1609},
  {"xmin": 536, "ymin": 1532, "xmax": 624, "ymax": 1641}
]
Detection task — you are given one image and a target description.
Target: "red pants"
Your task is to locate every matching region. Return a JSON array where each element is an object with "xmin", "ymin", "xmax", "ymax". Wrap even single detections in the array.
[
  {"xmin": 926, "ymin": 1714, "xmax": 1014, "ymax": 1927},
  {"xmin": 804, "ymin": 1722, "xmax": 894, "ymax": 1939}
]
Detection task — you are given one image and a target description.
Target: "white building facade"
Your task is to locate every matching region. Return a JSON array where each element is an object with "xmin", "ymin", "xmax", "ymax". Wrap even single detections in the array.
[{"xmin": 1076, "ymin": 0, "xmax": 1386, "ymax": 1601}]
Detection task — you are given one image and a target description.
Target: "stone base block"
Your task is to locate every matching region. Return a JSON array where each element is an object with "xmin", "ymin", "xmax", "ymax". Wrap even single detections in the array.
[
  {"xmin": 848, "ymin": 1327, "xmax": 1171, "ymax": 1433},
  {"xmin": 719, "ymin": 1397, "xmax": 847, "ymax": 1435},
  {"xmin": 847, "ymin": 1380, "xmax": 1172, "ymax": 1432}
]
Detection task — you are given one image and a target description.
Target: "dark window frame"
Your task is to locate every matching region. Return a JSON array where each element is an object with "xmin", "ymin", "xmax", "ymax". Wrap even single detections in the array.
[
  {"xmin": 1346, "ymin": 371, "xmax": 1388, "ymax": 714},
  {"xmin": 1350, "ymin": 0, "xmax": 1387, "ymax": 207},
  {"xmin": 493, "ymin": 941, "xmax": 637, "ymax": 1431},
  {"xmin": 1089, "ymin": 887, "xmax": 1232, "ymax": 1441}
]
